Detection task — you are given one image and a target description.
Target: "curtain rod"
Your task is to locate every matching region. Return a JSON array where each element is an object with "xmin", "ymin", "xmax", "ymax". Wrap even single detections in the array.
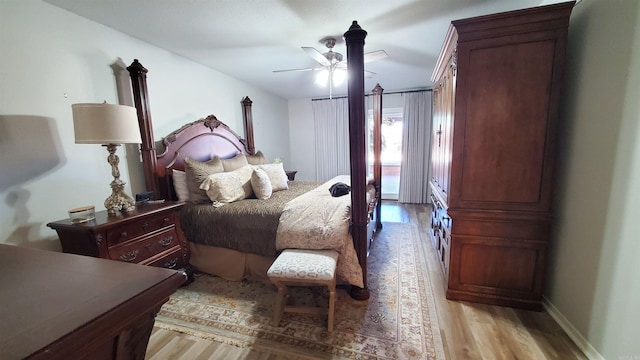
[{"xmin": 311, "ymin": 88, "xmax": 432, "ymax": 101}]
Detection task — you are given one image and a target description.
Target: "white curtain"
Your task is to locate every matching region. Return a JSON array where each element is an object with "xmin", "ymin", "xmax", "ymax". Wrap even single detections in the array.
[
  {"xmin": 313, "ymin": 97, "xmax": 350, "ymax": 181},
  {"xmin": 398, "ymin": 91, "xmax": 432, "ymax": 203}
]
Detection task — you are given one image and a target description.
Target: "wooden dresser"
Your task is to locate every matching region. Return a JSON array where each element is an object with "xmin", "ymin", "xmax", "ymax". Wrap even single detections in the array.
[
  {"xmin": 0, "ymin": 243, "xmax": 186, "ymax": 359},
  {"xmin": 47, "ymin": 202, "xmax": 189, "ymax": 271},
  {"xmin": 428, "ymin": 1, "xmax": 574, "ymax": 310}
]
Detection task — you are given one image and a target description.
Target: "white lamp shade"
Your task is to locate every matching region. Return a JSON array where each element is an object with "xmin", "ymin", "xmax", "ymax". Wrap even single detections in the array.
[
  {"xmin": 333, "ymin": 69, "xmax": 347, "ymax": 86},
  {"xmin": 315, "ymin": 69, "xmax": 329, "ymax": 87},
  {"xmin": 315, "ymin": 68, "xmax": 348, "ymax": 88},
  {"xmin": 72, "ymin": 103, "xmax": 142, "ymax": 144}
]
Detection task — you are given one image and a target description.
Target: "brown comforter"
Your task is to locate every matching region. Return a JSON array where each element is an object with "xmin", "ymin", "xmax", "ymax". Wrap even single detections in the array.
[{"xmin": 179, "ymin": 181, "xmax": 321, "ymax": 257}]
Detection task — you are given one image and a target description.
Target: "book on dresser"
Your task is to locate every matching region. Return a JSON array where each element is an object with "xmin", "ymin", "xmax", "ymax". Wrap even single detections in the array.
[{"xmin": 428, "ymin": 1, "xmax": 575, "ymax": 310}]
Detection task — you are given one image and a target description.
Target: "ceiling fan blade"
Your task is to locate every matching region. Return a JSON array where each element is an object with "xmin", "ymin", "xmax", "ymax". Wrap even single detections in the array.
[
  {"xmin": 272, "ymin": 67, "xmax": 321, "ymax": 73},
  {"xmin": 302, "ymin": 47, "xmax": 330, "ymax": 66},
  {"xmin": 332, "ymin": 63, "xmax": 375, "ymax": 77},
  {"xmin": 364, "ymin": 50, "xmax": 388, "ymax": 63}
]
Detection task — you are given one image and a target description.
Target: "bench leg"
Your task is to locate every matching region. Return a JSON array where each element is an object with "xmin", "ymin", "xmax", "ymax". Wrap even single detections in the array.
[
  {"xmin": 327, "ymin": 284, "xmax": 336, "ymax": 332},
  {"xmin": 273, "ymin": 283, "xmax": 287, "ymax": 327}
]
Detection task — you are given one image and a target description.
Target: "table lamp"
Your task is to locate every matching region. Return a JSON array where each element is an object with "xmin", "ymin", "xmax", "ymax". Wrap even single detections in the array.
[{"xmin": 72, "ymin": 102, "xmax": 142, "ymax": 214}]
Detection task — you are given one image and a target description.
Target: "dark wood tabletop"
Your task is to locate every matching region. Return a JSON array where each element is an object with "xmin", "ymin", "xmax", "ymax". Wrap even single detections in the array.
[{"xmin": 0, "ymin": 243, "xmax": 186, "ymax": 359}]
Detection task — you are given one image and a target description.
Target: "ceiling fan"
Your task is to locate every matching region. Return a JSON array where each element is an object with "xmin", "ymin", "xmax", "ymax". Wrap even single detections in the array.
[{"xmin": 273, "ymin": 37, "xmax": 388, "ymax": 98}]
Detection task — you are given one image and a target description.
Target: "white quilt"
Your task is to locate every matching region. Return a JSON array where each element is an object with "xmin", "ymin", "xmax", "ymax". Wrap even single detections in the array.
[{"xmin": 275, "ymin": 175, "xmax": 364, "ymax": 287}]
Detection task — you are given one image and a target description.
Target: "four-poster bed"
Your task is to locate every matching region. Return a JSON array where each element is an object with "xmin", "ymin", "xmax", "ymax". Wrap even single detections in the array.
[{"xmin": 127, "ymin": 21, "xmax": 383, "ymax": 300}]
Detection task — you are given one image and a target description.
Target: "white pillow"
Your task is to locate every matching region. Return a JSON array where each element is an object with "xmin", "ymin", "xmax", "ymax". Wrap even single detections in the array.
[
  {"xmin": 258, "ymin": 163, "xmax": 289, "ymax": 192},
  {"xmin": 251, "ymin": 168, "xmax": 272, "ymax": 199},
  {"xmin": 199, "ymin": 165, "xmax": 254, "ymax": 203},
  {"xmin": 172, "ymin": 169, "xmax": 190, "ymax": 202}
]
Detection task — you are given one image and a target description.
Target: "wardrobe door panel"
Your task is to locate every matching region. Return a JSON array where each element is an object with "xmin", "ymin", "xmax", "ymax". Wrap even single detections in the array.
[
  {"xmin": 452, "ymin": 36, "xmax": 560, "ymax": 211},
  {"xmin": 449, "ymin": 235, "xmax": 546, "ymax": 292},
  {"xmin": 430, "ymin": 63, "xmax": 456, "ymax": 202}
]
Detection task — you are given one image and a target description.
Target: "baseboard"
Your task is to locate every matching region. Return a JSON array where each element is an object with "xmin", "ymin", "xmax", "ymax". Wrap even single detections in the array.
[{"xmin": 542, "ymin": 296, "xmax": 605, "ymax": 360}]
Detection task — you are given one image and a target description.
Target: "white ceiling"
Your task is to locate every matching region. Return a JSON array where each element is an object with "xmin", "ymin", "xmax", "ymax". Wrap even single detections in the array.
[{"xmin": 45, "ymin": 0, "xmax": 567, "ymax": 100}]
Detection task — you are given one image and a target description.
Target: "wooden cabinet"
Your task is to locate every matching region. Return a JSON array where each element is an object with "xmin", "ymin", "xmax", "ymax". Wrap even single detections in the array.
[
  {"xmin": 47, "ymin": 202, "xmax": 190, "ymax": 271},
  {"xmin": 428, "ymin": 2, "xmax": 574, "ymax": 310}
]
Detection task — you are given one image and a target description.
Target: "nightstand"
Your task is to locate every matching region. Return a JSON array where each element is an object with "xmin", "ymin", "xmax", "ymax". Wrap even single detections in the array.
[
  {"xmin": 47, "ymin": 202, "xmax": 190, "ymax": 273},
  {"xmin": 285, "ymin": 170, "xmax": 297, "ymax": 181}
]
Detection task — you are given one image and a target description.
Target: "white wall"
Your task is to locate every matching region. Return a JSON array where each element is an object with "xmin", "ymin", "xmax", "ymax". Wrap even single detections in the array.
[
  {"xmin": 287, "ymin": 99, "xmax": 315, "ymax": 180},
  {"xmin": 0, "ymin": 0, "xmax": 289, "ymax": 251},
  {"xmin": 547, "ymin": 0, "xmax": 640, "ymax": 358}
]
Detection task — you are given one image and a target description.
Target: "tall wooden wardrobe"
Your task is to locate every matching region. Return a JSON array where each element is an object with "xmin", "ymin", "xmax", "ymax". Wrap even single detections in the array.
[{"xmin": 428, "ymin": 1, "xmax": 574, "ymax": 310}]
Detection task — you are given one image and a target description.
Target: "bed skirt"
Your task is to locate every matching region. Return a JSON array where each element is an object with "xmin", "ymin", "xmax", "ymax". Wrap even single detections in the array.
[
  {"xmin": 189, "ymin": 242, "xmax": 364, "ymax": 287},
  {"xmin": 188, "ymin": 243, "xmax": 275, "ymax": 283}
]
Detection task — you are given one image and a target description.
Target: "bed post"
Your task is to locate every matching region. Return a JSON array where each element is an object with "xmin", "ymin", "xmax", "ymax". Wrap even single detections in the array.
[
  {"xmin": 344, "ymin": 21, "xmax": 369, "ymax": 301},
  {"xmin": 127, "ymin": 59, "xmax": 160, "ymax": 196},
  {"xmin": 372, "ymin": 84, "xmax": 383, "ymax": 230},
  {"xmin": 241, "ymin": 96, "xmax": 256, "ymax": 155}
]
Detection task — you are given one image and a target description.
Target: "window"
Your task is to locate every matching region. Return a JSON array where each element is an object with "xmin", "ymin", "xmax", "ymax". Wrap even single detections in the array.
[{"xmin": 368, "ymin": 107, "xmax": 403, "ymax": 200}]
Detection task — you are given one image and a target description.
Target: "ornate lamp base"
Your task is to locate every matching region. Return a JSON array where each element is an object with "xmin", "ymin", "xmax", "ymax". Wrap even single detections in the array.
[
  {"xmin": 104, "ymin": 144, "xmax": 137, "ymax": 214},
  {"xmin": 105, "ymin": 178, "xmax": 136, "ymax": 214}
]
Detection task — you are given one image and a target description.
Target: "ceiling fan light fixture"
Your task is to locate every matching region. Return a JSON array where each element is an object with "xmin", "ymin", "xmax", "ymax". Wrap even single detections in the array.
[
  {"xmin": 274, "ymin": 35, "xmax": 386, "ymax": 97},
  {"xmin": 315, "ymin": 68, "xmax": 347, "ymax": 88},
  {"xmin": 315, "ymin": 69, "xmax": 329, "ymax": 87},
  {"xmin": 332, "ymin": 68, "xmax": 347, "ymax": 86}
]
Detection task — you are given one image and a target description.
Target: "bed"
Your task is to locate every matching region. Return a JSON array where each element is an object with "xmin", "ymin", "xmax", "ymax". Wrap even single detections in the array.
[{"xmin": 126, "ymin": 21, "xmax": 383, "ymax": 300}]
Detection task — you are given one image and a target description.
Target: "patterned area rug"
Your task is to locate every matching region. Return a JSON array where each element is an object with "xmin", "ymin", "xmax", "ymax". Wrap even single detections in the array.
[{"xmin": 155, "ymin": 222, "xmax": 445, "ymax": 359}]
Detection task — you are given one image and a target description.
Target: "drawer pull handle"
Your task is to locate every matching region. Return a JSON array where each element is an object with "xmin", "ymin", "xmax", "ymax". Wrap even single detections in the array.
[
  {"xmin": 120, "ymin": 231, "xmax": 128, "ymax": 238},
  {"xmin": 158, "ymin": 236, "xmax": 174, "ymax": 247},
  {"xmin": 142, "ymin": 222, "xmax": 149, "ymax": 229},
  {"xmin": 119, "ymin": 250, "xmax": 138, "ymax": 262},
  {"xmin": 164, "ymin": 258, "xmax": 178, "ymax": 269},
  {"xmin": 163, "ymin": 217, "xmax": 170, "ymax": 223}
]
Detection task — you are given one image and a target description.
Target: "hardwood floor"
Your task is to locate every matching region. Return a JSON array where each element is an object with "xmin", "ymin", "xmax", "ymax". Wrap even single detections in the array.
[{"xmin": 145, "ymin": 201, "xmax": 587, "ymax": 360}]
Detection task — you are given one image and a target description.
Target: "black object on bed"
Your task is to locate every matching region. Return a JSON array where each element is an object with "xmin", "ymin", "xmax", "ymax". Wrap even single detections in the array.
[{"xmin": 329, "ymin": 182, "xmax": 351, "ymax": 197}]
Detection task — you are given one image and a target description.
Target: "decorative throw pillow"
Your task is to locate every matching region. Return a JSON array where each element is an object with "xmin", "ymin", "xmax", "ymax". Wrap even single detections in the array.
[
  {"xmin": 171, "ymin": 169, "xmax": 190, "ymax": 202},
  {"xmin": 184, "ymin": 157, "xmax": 224, "ymax": 203},
  {"xmin": 251, "ymin": 167, "xmax": 272, "ymax": 199},
  {"xmin": 221, "ymin": 153, "xmax": 249, "ymax": 172},
  {"xmin": 199, "ymin": 165, "xmax": 254, "ymax": 203},
  {"xmin": 258, "ymin": 162, "xmax": 289, "ymax": 192},
  {"xmin": 246, "ymin": 150, "xmax": 267, "ymax": 165}
]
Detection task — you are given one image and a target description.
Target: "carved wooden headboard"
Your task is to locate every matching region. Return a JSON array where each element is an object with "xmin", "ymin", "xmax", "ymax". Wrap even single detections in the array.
[
  {"xmin": 153, "ymin": 115, "xmax": 253, "ymax": 201},
  {"xmin": 126, "ymin": 59, "xmax": 256, "ymax": 201}
]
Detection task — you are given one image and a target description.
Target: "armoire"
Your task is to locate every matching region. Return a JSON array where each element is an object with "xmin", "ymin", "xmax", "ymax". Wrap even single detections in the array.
[{"xmin": 428, "ymin": 1, "xmax": 575, "ymax": 310}]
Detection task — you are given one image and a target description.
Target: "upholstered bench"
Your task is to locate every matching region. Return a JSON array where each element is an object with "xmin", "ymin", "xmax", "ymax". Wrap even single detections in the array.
[{"xmin": 267, "ymin": 249, "xmax": 338, "ymax": 332}]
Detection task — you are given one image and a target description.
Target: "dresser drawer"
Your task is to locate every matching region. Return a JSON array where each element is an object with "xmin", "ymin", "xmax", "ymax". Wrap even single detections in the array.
[
  {"xmin": 145, "ymin": 246, "xmax": 187, "ymax": 270},
  {"xmin": 106, "ymin": 213, "xmax": 174, "ymax": 245},
  {"xmin": 108, "ymin": 228, "xmax": 179, "ymax": 264},
  {"xmin": 453, "ymin": 216, "xmax": 550, "ymax": 240}
]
